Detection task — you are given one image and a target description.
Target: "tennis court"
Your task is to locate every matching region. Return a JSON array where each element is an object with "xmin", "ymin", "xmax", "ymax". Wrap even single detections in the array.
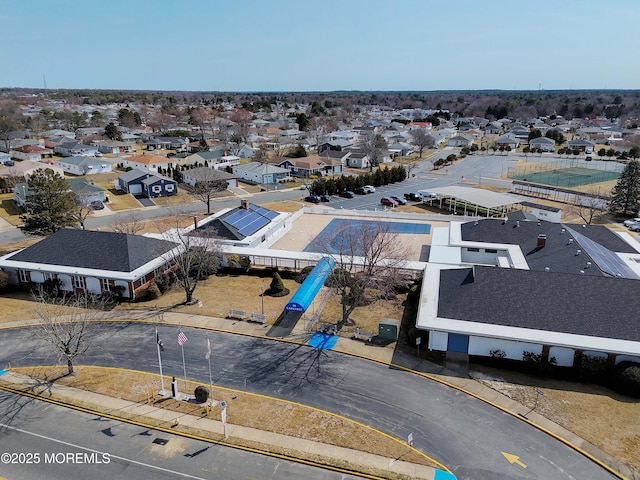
[
  {"xmin": 304, "ymin": 218, "xmax": 431, "ymax": 254},
  {"xmin": 509, "ymin": 166, "xmax": 620, "ymax": 188}
]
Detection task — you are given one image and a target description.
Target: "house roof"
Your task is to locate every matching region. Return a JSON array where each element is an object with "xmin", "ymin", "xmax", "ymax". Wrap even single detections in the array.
[
  {"xmin": 438, "ymin": 266, "xmax": 640, "ymax": 342},
  {"xmin": 6, "ymin": 229, "xmax": 177, "ymax": 273},
  {"xmin": 183, "ymin": 167, "xmax": 235, "ymax": 182},
  {"xmin": 118, "ymin": 168, "xmax": 161, "ymax": 183},
  {"xmin": 57, "ymin": 155, "xmax": 104, "ymax": 167},
  {"xmin": 460, "ymin": 218, "xmax": 639, "ymax": 276},
  {"xmin": 233, "ymin": 162, "xmax": 289, "ymax": 174},
  {"xmin": 126, "ymin": 154, "xmax": 170, "ymax": 165},
  {"xmin": 65, "ymin": 178, "xmax": 106, "ymax": 194},
  {"xmin": 529, "ymin": 136, "xmax": 555, "ymax": 145}
]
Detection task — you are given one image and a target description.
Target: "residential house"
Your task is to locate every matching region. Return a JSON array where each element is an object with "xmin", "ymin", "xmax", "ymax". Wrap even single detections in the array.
[
  {"xmin": 275, "ymin": 155, "xmax": 342, "ymax": 178},
  {"xmin": 13, "ymin": 177, "xmax": 106, "ymax": 209},
  {"xmin": 387, "ymin": 142, "xmax": 415, "ymax": 158},
  {"xmin": 56, "ymin": 156, "xmax": 112, "ymax": 175},
  {"xmin": 0, "ymin": 229, "xmax": 179, "ymax": 300},
  {"xmin": 121, "ymin": 154, "xmax": 173, "ymax": 173},
  {"xmin": 318, "ymin": 149, "xmax": 351, "ymax": 166},
  {"xmin": 1, "ymin": 161, "xmax": 64, "ymax": 182},
  {"xmin": 146, "ymin": 137, "xmax": 189, "ymax": 151},
  {"xmin": 235, "ymin": 145, "xmax": 255, "ymax": 158},
  {"xmin": 42, "ymin": 129, "xmax": 76, "ymax": 139},
  {"xmin": 54, "ymin": 140, "xmax": 99, "ymax": 157},
  {"xmin": 447, "ymin": 135, "xmax": 473, "ymax": 148},
  {"xmin": 567, "ymin": 139, "xmax": 596, "ymax": 153},
  {"xmin": 93, "ymin": 139, "xmax": 134, "ymax": 155},
  {"xmin": 529, "ymin": 136, "xmax": 556, "ymax": 152},
  {"xmin": 181, "ymin": 167, "xmax": 238, "ymax": 189},
  {"xmin": 117, "ymin": 168, "xmax": 178, "ymax": 197},
  {"xmin": 484, "ymin": 122, "xmax": 503, "ymax": 135},
  {"xmin": 493, "ymin": 135, "xmax": 520, "ymax": 150},
  {"xmin": 344, "ymin": 152, "xmax": 370, "ymax": 169},
  {"xmin": 232, "ymin": 162, "xmax": 290, "ymax": 185},
  {"xmin": 183, "ymin": 150, "xmax": 240, "ymax": 170},
  {"xmin": 10, "ymin": 145, "xmax": 54, "ymax": 162},
  {"xmin": 66, "ymin": 178, "xmax": 108, "ymax": 204}
]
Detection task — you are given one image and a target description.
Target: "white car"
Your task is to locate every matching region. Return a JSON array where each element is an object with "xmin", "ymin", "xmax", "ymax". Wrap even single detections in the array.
[
  {"xmin": 623, "ymin": 218, "xmax": 640, "ymax": 227},
  {"xmin": 363, "ymin": 185, "xmax": 376, "ymax": 193},
  {"xmin": 94, "ymin": 151, "xmax": 103, "ymax": 157}
]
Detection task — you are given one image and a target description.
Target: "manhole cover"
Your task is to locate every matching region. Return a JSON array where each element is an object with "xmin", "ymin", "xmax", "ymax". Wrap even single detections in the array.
[{"xmin": 152, "ymin": 438, "xmax": 169, "ymax": 446}]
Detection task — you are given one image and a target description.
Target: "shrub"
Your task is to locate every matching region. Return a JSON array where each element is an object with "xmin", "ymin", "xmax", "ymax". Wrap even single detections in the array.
[
  {"xmin": 490, "ymin": 349, "xmax": 506, "ymax": 359},
  {"xmin": 612, "ymin": 362, "xmax": 640, "ymax": 398},
  {"xmin": 239, "ymin": 256, "xmax": 251, "ymax": 269},
  {"xmin": 270, "ymin": 272, "xmax": 285, "ymax": 293},
  {"xmin": 227, "ymin": 254, "xmax": 240, "ymax": 268},
  {"xmin": 135, "ymin": 284, "xmax": 161, "ymax": 302},
  {"xmin": 154, "ymin": 273, "xmax": 172, "ymax": 293},
  {"xmin": 577, "ymin": 353, "xmax": 608, "ymax": 381},
  {"xmin": 0, "ymin": 270, "xmax": 10, "ymax": 291}
]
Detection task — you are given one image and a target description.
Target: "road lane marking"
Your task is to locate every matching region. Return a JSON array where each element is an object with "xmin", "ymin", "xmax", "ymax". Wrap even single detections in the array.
[{"xmin": 0, "ymin": 422, "xmax": 209, "ymax": 480}]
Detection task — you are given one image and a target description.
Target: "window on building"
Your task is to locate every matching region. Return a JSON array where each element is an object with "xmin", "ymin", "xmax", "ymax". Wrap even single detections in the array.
[
  {"xmin": 73, "ymin": 276, "xmax": 84, "ymax": 289},
  {"xmin": 100, "ymin": 278, "xmax": 111, "ymax": 291},
  {"xmin": 165, "ymin": 184, "xmax": 174, "ymax": 192},
  {"xmin": 485, "ymin": 249, "xmax": 498, "ymax": 254},
  {"xmin": 18, "ymin": 270, "xmax": 30, "ymax": 282},
  {"xmin": 43, "ymin": 272, "xmax": 55, "ymax": 280},
  {"xmin": 467, "ymin": 248, "xmax": 480, "ymax": 252},
  {"xmin": 152, "ymin": 185, "xmax": 161, "ymax": 193}
]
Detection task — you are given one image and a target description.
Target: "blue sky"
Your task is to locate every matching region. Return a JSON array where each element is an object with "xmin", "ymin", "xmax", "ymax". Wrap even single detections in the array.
[{"xmin": 1, "ymin": 0, "xmax": 639, "ymax": 92}]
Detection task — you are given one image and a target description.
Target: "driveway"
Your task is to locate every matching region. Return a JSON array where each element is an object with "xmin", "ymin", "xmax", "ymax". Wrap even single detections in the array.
[{"xmin": 133, "ymin": 194, "xmax": 155, "ymax": 207}]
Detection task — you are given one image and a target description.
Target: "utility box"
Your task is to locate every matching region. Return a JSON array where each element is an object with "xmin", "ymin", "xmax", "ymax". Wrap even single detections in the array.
[{"xmin": 378, "ymin": 318, "xmax": 399, "ymax": 341}]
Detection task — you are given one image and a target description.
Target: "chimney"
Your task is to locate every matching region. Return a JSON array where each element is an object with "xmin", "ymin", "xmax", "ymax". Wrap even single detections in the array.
[
  {"xmin": 516, "ymin": 221, "xmax": 520, "ymax": 228},
  {"xmin": 241, "ymin": 199, "xmax": 250, "ymax": 209},
  {"xmin": 537, "ymin": 234, "xmax": 547, "ymax": 248}
]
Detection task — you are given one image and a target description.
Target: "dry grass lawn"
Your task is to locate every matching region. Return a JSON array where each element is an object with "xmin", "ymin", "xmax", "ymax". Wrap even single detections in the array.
[{"xmin": 8, "ymin": 366, "xmax": 436, "ymax": 477}]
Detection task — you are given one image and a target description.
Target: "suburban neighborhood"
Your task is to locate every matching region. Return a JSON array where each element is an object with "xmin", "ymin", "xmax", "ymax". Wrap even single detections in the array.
[{"xmin": 1, "ymin": 88, "xmax": 640, "ymax": 480}]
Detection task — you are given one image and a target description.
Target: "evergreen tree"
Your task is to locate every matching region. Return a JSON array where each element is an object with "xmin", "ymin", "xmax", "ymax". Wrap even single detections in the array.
[
  {"xmin": 20, "ymin": 168, "xmax": 78, "ymax": 236},
  {"xmin": 270, "ymin": 271, "xmax": 285, "ymax": 293},
  {"xmin": 609, "ymin": 160, "xmax": 640, "ymax": 216}
]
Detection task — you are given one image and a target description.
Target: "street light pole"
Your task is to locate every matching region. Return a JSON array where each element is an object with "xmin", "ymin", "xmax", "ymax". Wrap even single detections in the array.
[{"xmin": 260, "ymin": 283, "xmax": 264, "ymax": 315}]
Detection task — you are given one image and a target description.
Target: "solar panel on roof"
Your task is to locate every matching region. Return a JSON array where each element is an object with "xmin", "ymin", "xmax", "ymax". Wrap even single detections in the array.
[
  {"xmin": 250, "ymin": 204, "xmax": 278, "ymax": 220},
  {"xmin": 224, "ymin": 210, "xmax": 246, "ymax": 226},
  {"xmin": 238, "ymin": 217, "xmax": 269, "ymax": 236},
  {"xmin": 232, "ymin": 215, "xmax": 257, "ymax": 230},
  {"xmin": 566, "ymin": 226, "xmax": 639, "ymax": 279}
]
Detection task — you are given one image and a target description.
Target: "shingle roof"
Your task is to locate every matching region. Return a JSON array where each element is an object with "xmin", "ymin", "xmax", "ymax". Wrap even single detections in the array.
[
  {"xmin": 459, "ymin": 218, "xmax": 633, "ymax": 275},
  {"xmin": 438, "ymin": 266, "xmax": 640, "ymax": 342},
  {"xmin": 8, "ymin": 229, "xmax": 177, "ymax": 273}
]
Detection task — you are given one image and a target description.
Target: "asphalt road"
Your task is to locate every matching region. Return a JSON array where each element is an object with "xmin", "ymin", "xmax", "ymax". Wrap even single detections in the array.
[
  {"xmin": 0, "ymin": 390, "xmax": 363, "ymax": 480},
  {"xmin": 0, "ymin": 323, "xmax": 619, "ymax": 480}
]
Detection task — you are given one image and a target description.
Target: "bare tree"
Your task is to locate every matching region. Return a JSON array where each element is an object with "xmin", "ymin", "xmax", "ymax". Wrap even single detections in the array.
[
  {"xmin": 162, "ymin": 220, "xmax": 224, "ymax": 304},
  {"xmin": 314, "ymin": 220, "xmax": 408, "ymax": 325},
  {"xmin": 112, "ymin": 210, "xmax": 146, "ymax": 234},
  {"xmin": 31, "ymin": 289, "xmax": 109, "ymax": 375},
  {"xmin": 569, "ymin": 188, "xmax": 610, "ymax": 224},
  {"xmin": 359, "ymin": 133, "xmax": 387, "ymax": 172},
  {"xmin": 183, "ymin": 169, "xmax": 229, "ymax": 214},
  {"xmin": 410, "ymin": 128, "xmax": 434, "ymax": 158}
]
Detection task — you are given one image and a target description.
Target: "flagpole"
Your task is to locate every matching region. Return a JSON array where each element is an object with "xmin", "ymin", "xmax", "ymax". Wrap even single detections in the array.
[
  {"xmin": 156, "ymin": 329, "xmax": 165, "ymax": 395},
  {"xmin": 181, "ymin": 341, "xmax": 188, "ymax": 400},
  {"xmin": 206, "ymin": 336, "xmax": 213, "ymax": 405}
]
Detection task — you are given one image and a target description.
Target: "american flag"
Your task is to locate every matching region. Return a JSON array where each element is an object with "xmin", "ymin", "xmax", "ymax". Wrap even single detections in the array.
[{"xmin": 177, "ymin": 331, "xmax": 188, "ymax": 346}]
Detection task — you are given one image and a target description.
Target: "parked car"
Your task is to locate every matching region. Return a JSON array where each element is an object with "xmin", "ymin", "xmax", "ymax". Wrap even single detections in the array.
[
  {"xmin": 623, "ymin": 218, "xmax": 640, "ymax": 227},
  {"xmin": 90, "ymin": 200, "xmax": 105, "ymax": 210},
  {"xmin": 363, "ymin": 185, "xmax": 376, "ymax": 193},
  {"xmin": 628, "ymin": 222, "xmax": 640, "ymax": 232},
  {"xmin": 94, "ymin": 151, "xmax": 103, "ymax": 157},
  {"xmin": 320, "ymin": 194, "xmax": 331, "ymax": 202},
  {"xmin": 390, "ymin": 195, "xmax": 406, "ymax": 205},
  {"xmin": 380, "ymin": 197, "xmax": 398, "ymax": 207},
  {"xmin": 304, "ymin": 195, "xmax": 320, "ymax": 204},
  {"xmin": 585, "ymin": 156, "xmax": 592, "ymax": 161},
  {"xmin": 354, "ymin": 186, "xmax": 367, "ymax": 195},
  {"xmin": 299, "ymin": 184, "xmax": 309, "ymax": 190},
  {"xmin": 1, "ymin": 159, "xmax": 15, "ymax": 166},
  {"xmin": 404, "ymin": 192, "xmax": 423, "ymax": 201},
  {"xmin": 339, "ymin": 191, "xmax": 355, "ymax": 198}
]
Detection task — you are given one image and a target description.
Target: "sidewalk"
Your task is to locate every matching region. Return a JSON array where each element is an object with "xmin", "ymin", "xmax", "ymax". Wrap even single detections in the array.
[{"xmin": 0, "ymin": 369, "xmax": 444, "ymax": 480}]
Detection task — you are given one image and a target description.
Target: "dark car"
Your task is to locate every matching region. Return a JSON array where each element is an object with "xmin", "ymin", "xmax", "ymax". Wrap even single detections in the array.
[
  {"xmin": 585, "ymin": 156, "xmax": 592, "ymax": 161},
  {"xmin": 390, "ymin": 195, "xmax": 407, "ymax": 205},
  {"xmin": 304, "ymin": 195, "xmax": 320, "ymax": 204},
  {"xmin": 90, "ymin": 200, "xmax": 105, "ymax": 210},
  {"xmin": 404, "ymin": 192, "xmax": 422, "ymax": 201},
  {"xmin": 354, "ymin": 186, "xmax": 367, "ymax": 195},
  {"xmin": 320, "ymin": 194, "xmax": 331, "ymax": 202},
  {"xmin": 339, "ymin": 191, "xmax": 355, "ymax": 198}
]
